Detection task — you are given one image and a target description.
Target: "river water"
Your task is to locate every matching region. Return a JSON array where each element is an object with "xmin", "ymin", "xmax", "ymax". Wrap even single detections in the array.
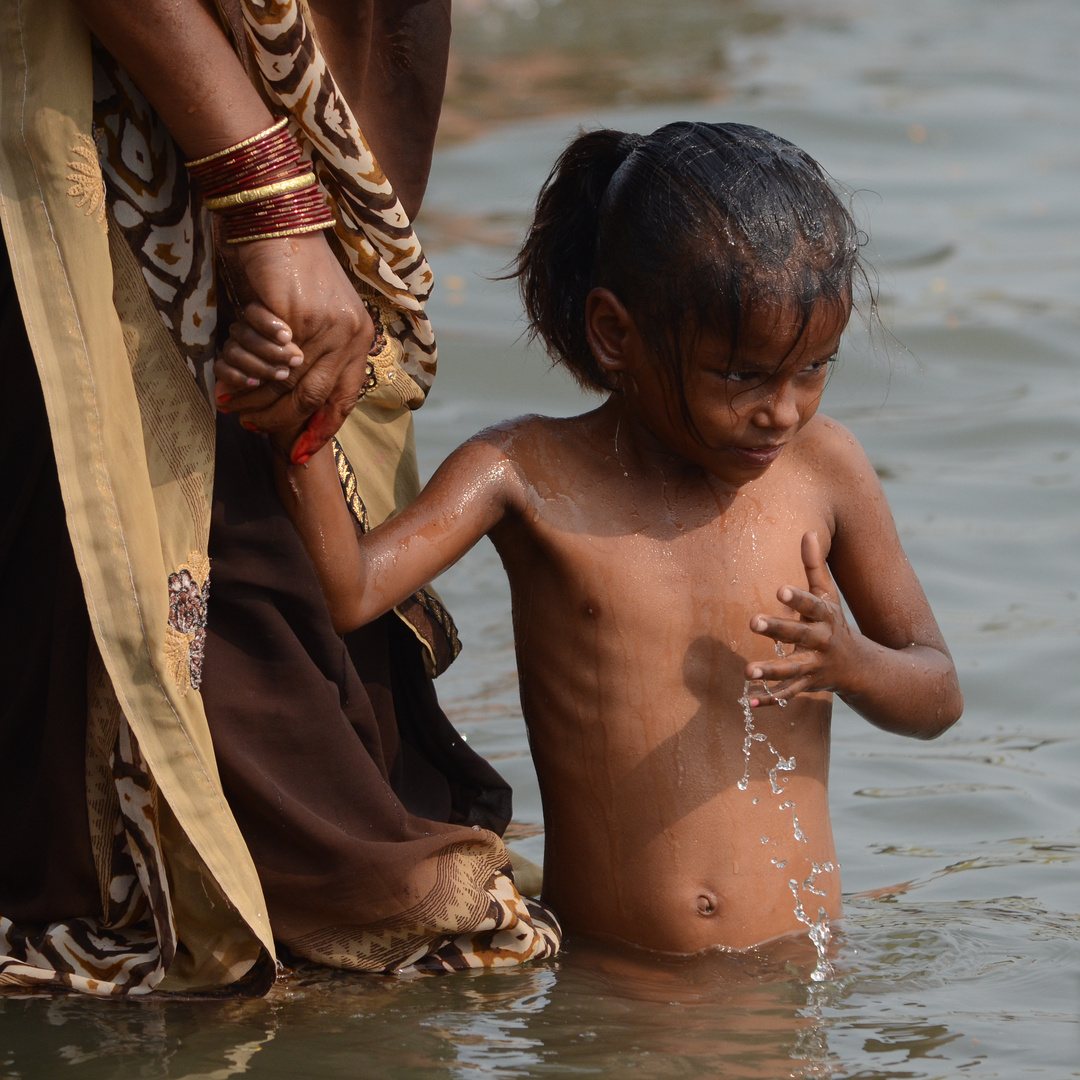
[{"xmin": 3, "ymin": 1, "xmax": 1078, "ymax": 1076}]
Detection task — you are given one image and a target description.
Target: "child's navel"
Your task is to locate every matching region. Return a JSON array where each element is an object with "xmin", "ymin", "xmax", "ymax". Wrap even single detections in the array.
[{"xmin": 696, "ymin": 891, "xmax": 719, "ymax": 917}]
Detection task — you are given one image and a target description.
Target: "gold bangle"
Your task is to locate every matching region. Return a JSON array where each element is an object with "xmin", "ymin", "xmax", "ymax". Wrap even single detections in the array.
[
  {"xmin": 204, "ymin": 173, "xmax": 317, "ymax": 211},
  {"xmin": 225, "ymin": 220, "xmax": 335, "ymax": 245},
  {"xmin": 185, "ymin": 117, "xmax": 289, "ymax": 169}
]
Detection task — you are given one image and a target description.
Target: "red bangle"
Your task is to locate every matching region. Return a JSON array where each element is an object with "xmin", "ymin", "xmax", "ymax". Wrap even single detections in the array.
[{"xmin": 186, "ymin": 118, "xmax": 334, "ymax": 244}]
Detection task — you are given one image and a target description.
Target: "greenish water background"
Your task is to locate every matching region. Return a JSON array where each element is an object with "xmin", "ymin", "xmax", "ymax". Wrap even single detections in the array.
[{"xmin": 3, "ymin": 0, "xmax": 1078, "ymax": 1075}]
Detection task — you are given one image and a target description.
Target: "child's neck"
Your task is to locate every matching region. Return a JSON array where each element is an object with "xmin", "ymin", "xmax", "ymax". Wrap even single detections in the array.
[{"xmin": 602, "ymin": 394, "xmax": 750, "ymax": 497}]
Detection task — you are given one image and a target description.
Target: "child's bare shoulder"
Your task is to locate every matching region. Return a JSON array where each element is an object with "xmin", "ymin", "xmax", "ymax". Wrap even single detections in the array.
[
  {"xmin": 797, "ymin": 413, "xmax": 878, "ymax": 481},
  {"xmin": 795, "ymin": 414, "xmax": 891, "ymax": 535},
  {"xmin": 464, "ymin": 411, "xmax": 598, "ymax": 468},
  {"xmin": 438, "ymin": 413, "xmax": 596, "ymax": 510},
  {"xmin": 468, "ymin": 411, "xmax": 589, "ymax": 445}
]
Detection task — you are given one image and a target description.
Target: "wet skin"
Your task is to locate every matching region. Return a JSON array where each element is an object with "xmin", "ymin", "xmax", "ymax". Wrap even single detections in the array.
[{"xmin": 260, "ymin": 294, "xmax": 962, "ymax": 954}]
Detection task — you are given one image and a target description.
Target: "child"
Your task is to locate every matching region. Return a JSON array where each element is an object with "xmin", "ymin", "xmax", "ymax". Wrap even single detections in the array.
[{"xmin": 217, "ymin": 122, "xmax": 963, "ymax": 958}]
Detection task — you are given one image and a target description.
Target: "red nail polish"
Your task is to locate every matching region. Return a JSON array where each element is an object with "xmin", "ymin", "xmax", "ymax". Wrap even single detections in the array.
[
  {"xmin": 290, "ymin": 434, "xmax": 316, "ymax": 464},
  {"xmin": 217, "ymin": 393, "xmax": 233, "ymax": 404},
  {"xmin": 240, "ymin": 420, "xmax": 259, "ymax": 433}
]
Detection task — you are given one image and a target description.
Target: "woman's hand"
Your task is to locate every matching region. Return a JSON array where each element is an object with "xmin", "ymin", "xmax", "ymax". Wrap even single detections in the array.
[
  {"xmin": 746, "ymin": 530, "xmax": 862, "ymax": 702},
  {"xmin": 70, "ymin": 3, "xmax": 375, "ymax": 463},
  {"xmin": 216, "ymin": 232, "xmax": 375, "ymax": 463}
]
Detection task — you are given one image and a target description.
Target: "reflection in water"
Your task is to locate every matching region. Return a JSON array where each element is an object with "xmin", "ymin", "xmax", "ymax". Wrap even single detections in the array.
[
  {"xmin": 421, "ymin": 969, "xmax": 554, "ymax": 1078},
  {"xmin": 0, "ymin": 992, "xmax": 276, "ymax": 1080},
  {"xmin": 413, "ymin": 942, "xmax": 845, "ymax": 1080},
  {"xmin": 4, "ymin": 893, "xmax": 1080, "ymax": 1077}
]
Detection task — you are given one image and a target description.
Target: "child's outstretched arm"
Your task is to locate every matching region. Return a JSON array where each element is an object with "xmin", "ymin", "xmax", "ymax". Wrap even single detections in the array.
[
  {"xmin": 217, "ymin": 305, "xmax": 525, "ymax": 632},
  {"xmin": 748, "ymin": 423, "xmax": 963, "ymax": 738},
  {"xmin": 273, "ymin": 428, "xmax": 525, "ymax": 634}
]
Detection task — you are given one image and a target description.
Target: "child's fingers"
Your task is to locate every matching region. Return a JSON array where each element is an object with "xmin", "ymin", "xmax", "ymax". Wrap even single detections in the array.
[
  {"xmin": 766, "ymin": 581, "xmax": 849, "ymax": 646},
  {"xmin": 776, "ymin": 585, "xmax": 832, "ymax": 623},
  {"xmin": 747, "ymin": 665, "xmax": 816, "ymax": 703},
  {"xmin": 764, "ymin": 673, "xmax": 815, "ymax": 701},
  {"xmin": 240, "ymin": 302, "xmax": 296, "ymax": 346},
  {"xmin": 800, "ymin": 530, "xmax": 835, "ymax": 600},
  {"xmin": 219, "ymin": 339, "xmax": 297, "ymax": 385},
  {"xmin": 229, "ymin": 320, "xmax": 305, "ymax": 370},
  {"xmin": 745, "ymin": 649, "xmax": 818, "ymax": 684},
  {"xmin": 214, "ymin": 353, "xmax": 266, "ymax": 390}
]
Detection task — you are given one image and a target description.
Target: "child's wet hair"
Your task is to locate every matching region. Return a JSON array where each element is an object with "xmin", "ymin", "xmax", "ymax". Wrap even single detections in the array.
[{"xmin": 512, "ymin": 121, "xmax": 866, "ymax": 403}]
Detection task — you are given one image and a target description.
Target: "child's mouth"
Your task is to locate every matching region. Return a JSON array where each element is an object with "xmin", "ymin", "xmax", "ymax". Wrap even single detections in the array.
[{"xmin": 729, "ymin": 444, "xmax": 785, "ymax": 467}]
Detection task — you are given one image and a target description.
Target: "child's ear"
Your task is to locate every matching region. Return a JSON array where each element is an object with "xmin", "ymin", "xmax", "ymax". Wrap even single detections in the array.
[{"xmin": 585, "ymin": 288, "xmax": 643, "ymax": 374}]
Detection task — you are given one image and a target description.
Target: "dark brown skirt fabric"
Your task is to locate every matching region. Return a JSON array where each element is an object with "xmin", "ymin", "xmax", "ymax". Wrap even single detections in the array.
[
  {"xmin": 0, "ymin": 239, "xmax": 101, "ymax": 925},
  {"xmin": 0, "ymin": 239, "xmax": 514, "ymax": 945},
  {"xmin": 197, "ymin": 415, "xmax": 513, "ymax": 947}
]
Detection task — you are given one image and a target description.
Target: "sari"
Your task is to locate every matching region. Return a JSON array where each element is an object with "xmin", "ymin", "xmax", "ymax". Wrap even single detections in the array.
[{"xmin": 0, "ymin": 0, "xmax": 558, "ymax": 996}]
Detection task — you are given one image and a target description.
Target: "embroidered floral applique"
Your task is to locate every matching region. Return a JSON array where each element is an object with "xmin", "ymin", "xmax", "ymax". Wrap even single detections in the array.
[
  {"xmin": 164, "ymin": 552, "xmax": 210, "ymax": 694},
  {"xmin": 67, "ymin": 131, "xmax": 107, "ymax": 230},
  {"xmin": 358, "ymin": 295, "xmax": 424, "ymax": 408}
]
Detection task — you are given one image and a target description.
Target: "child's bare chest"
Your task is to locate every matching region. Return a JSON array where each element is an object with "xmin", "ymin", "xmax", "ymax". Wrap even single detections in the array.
[{"xmin": 513, "ymin": 465, "xmax": 832, "ymax": 651}]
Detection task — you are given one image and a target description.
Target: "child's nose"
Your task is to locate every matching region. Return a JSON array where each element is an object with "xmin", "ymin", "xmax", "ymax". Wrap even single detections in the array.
[{"xmin": 753, "ymin": 381, "xmax": 800, "ymax": 431}]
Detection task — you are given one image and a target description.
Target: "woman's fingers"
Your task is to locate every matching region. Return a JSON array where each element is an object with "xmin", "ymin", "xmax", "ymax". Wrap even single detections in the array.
[
  {"xmin": 221, "ymin": 232, "xmax": 374, "ymax": 436},
  {"xmin": 287, "ymin": 351, "xmax": 370, "ymax": 464}
]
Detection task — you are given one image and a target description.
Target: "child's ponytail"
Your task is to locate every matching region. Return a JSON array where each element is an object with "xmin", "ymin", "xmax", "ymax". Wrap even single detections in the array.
[{"xmin": 513, "ymin": 129, "xmax": 641, "ymax": 391}]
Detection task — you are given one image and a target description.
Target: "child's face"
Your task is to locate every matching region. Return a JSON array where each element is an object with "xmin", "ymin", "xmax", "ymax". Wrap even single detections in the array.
[{"xmin": 627, "ymin": 299, "xmax": 848, "ymax": 485}]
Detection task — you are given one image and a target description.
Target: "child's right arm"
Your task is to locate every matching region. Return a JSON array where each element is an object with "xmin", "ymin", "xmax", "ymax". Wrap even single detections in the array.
[
  {"xmin": 217, "ymin": 304, "xmax": 526, "ymax": 632},
  {"xmin": 271, "ymin": 434, "xmax": 523, "ymax": 633}
]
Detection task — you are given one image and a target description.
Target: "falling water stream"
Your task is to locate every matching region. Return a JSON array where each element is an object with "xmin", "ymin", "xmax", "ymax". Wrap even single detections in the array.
[{"xmin": 738, "ymin": 675, "xmax": 833, "ymax": 981}]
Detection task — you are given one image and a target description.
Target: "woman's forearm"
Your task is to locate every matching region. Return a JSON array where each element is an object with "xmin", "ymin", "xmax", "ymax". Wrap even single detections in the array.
[{"xmin": 71, "ymin": 0, "xmax": 273, "ymax": 157}]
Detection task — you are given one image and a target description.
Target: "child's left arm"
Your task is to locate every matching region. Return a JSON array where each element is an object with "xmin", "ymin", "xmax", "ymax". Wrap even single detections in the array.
[{"xmin": 747, "ymin": 425, "xmax": 962, "ymax": 738}]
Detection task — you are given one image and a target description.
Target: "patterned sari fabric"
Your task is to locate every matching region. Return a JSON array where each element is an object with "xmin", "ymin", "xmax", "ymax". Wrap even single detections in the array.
[{"xmin": 0, "ymin": 0, "xmax": 559, "ymax": 995}]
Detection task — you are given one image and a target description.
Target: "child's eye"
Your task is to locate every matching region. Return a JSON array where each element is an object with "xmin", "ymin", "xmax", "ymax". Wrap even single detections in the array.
[
  {"xmin": 720, "ymin": 369, "xmax": 764, "ymax": 384},
  {"xmin": 804, "ymin": 355, "xmax": 838, "ymax": 376}
]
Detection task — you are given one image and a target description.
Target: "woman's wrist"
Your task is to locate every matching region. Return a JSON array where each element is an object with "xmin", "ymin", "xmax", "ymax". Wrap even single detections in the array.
[{"xmin": 187, "ymin": 120, "xmax": 335, "ymax": 245}]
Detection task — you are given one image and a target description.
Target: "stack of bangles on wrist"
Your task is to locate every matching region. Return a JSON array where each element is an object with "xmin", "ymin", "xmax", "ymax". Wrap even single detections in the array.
[{"xmin": 186, "ymin": 117, "xmax": 335, "ymax": 244}]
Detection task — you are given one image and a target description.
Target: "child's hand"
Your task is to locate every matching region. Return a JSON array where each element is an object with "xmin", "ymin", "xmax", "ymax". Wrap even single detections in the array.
[
  {"xmin": 746, "ymin": 530, "xmax": 859, "ymax": 704},
  {"xmin": 215, "ymin": 303, "xmax": 304, "ymax": 399}
]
